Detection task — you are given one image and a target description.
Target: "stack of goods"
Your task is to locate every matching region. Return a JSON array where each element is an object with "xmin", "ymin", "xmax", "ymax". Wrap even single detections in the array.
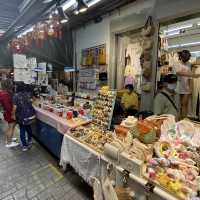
[
  {"xmin": 70, "ymin": 125, "xmax": 113, "ymax": 153},
  {"xmin": 92, "ymin": 90, "xmax": 116, "ymax": 129},
  {"xmin": 146, "ymin": 119, "xmax": 200, "ymax": 199}
]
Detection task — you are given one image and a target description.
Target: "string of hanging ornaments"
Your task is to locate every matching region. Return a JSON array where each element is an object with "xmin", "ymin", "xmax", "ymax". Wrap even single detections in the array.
[{"xmin": 8, "ymin": 0, "xmax": 88, "ymax": 54}]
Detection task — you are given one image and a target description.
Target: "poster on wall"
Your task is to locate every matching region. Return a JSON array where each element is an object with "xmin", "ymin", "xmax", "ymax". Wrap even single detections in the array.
[
  {"xmin": 13, "ymin": 54, "xmax": 37, "ymax": 83},
  {"xmin": 79, "ymin": 44, "xmax": 107, "ymax": 93}
]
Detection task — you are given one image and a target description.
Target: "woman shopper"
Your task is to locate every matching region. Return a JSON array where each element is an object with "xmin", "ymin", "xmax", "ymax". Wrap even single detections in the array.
[
  {"xmin": 13, "ymin": 82, "xmax": 35, "ymax": 151},
  {"xmin": 0, "ymin": 79, "xmax": 18, "ymax": 148}
]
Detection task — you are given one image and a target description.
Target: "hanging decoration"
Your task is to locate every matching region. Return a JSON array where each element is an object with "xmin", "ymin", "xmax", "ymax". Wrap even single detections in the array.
[{"xmin": 9, "ymin": 12, "xmax": 64, "ymax": 54}]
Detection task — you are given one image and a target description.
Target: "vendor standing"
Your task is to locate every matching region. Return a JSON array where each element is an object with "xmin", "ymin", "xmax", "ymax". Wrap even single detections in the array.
[
  {"xmin": 154, "ymin": 74, "xmax": 179, "ymax": 119},
  {"xmin": 176, "ymin": 50, "xmax": 200, "ymax": 118},
  {"xmin": 121, "ymin": 84, "xmax": 138, "ymax": 116}
]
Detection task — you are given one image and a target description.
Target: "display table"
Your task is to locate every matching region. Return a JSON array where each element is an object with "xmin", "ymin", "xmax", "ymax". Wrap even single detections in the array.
[
  {"xmin": 60, "ymin": 134, "xmax": 101, "ymax": 185},
  {"xmin": 60, "ymin": 134, "xmax": 179, "ymax": 200},
  {"xmin": 32, "ymin": 107, "xmax": 91, "ymax": 158}
]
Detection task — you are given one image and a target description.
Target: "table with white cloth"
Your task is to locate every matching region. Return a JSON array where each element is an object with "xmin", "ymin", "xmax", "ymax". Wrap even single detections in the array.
[
  {"xmin": 60, "ymin": 134, "xmax": 101, "ymax": 186},
  {"xmin": 32, "ymin": 107, "xmax": 91, "ymax": 158},
  {"xmin": 60, "ymin": 134, "xmax": 180, "ymax": 200}
]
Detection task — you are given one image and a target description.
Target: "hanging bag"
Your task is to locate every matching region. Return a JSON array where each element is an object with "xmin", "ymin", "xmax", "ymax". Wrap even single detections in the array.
[
  {"xmin": 141, "ymin": 16, "xmax": 154, "ymax": 37},
  {"xmin": 142, "ymin": 37, "xmax": 153, "ymax": 50}
]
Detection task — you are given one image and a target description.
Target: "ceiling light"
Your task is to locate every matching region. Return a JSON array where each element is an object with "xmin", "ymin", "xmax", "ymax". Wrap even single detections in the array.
[
  {"xmin": 56, "ymin": 5, "xmax": 69, "ymax": 23},
  {"xmin": 62, "ymin": 0, "xmax": 76, "ymax": 11},
  {"xmin": 164, "ymin": 24, "xmax": 193, "ymax": 34},
  {"xmin": 49, "ymin": 14, "xmax": 53, "ymax": 19},
  {"xmin": 191, "ymin": 51, "xmax": 200, "ymax": 54},
  {"xmin": 88, "ymin": 0, "xmax": 102, "ymax": 7},
  {"xmin": 166, "ymin": 30, "xmax": 180, "ymax": 37},
  {"xmin": 18, "ymin": 26, "xmax": 34, "ymax": 37},
  {"xmin": 43, "ymin": 0, "xmax": 53, "ymax": 3},
  {"xmin": 74, "ymin": 10, "xmax": 79, "ymax": 15},
  {"xmin": 0, "ymin": 29, "xmax": 5, "ymax": 34},
  {"xmin": 61, "ymin": 19, "xmax": 69, "ymax": 24},
  {"xmin": 168, "ymin": 44, "xmax": 180, "ymax": 49},
  {"xmin": 181, "ymin": 41, "xmax": 200, "ymax": 47},
  {"xmin": 77, "ymin": 0, "xmax": 88, "ymax": 13},
  {"xmin": 54, "ymin": 10, "xmax": 58, "ymax": 15}
]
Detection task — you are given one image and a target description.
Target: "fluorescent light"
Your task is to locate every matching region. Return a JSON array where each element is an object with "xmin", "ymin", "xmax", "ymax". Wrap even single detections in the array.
[
  {"xmin": 61, "ymin": 19, "xmax": 68, "ymax": 24},
  {"xmin": 197, "ymin": 22, "xmax": 200, "ymax": 26},
  {"xmin": 62, "ymin": 0, "xmax": 76, "ymax": 11},
  {"xmin": 0, "ymin": 29, "xmax": 5, "ymax": 34},
  {"xmin": 164, "ymin": 24, "xmax": 193, "ymax": 34},
  {"xmin": 88, "ymin": 0, "xmax": 102, "ymax": 7},
  {"xmin": 166, "ymin": 30, "xmax": 180, "ymax": 37},
  {"xmin": 191, "ymin": 51, "xmax": 200, "ymax": 54},
  {"xmin": 168, "ymin": 41, "xmax": 200, "ymax": 49},
  {"xmin": 18, "ymin": 26, "xmax": 34, "ymax": 37},
  {"xmin": 74, "ymin": 10, "xmax": 79, "ymax": 15},
  {"xmin": 181, "ymin": 41, "xmax": 200, "ymax": 47},
  {"xmin": 79, "ymin": 7, "xmax": 87, "ymax": 13},
  {"xmin": 168, "ymin": 44, "xmax": 180, "ymax": 49}
]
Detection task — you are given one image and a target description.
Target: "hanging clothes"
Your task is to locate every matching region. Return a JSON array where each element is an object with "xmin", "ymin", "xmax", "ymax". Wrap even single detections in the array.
[
  {"xmin": 126, "ymin": 42, "xmax": 142, "ymax": 75},
  {"xmin": 116, "ymin": 36, "xmax": 130, "ymax": 90},
  {"xmin": 192, "ymin": 66, "xmax": 200, "ymax": 117}
]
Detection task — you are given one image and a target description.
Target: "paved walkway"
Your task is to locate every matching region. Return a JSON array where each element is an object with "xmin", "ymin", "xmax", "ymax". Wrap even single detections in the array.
[{"xmin": 0, "ymin": 121, "xmax": 93, "ymax": 200}]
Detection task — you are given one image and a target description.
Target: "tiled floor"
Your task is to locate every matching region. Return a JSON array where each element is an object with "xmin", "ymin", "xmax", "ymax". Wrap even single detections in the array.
[{"xmin": 0, "ymin": 121, "xmax": 93, "ymax": 200}]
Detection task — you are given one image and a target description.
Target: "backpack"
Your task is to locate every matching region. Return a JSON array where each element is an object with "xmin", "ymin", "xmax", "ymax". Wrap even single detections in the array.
[{"xmin": 15, "ymin": 92, "xmax": 36, "ymax": 125}]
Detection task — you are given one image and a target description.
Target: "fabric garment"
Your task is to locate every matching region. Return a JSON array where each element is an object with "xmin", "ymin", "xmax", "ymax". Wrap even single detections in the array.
[
  {"xmin": 116, "ymin": 36, "xmax": 130, "ymax": 90},
  {"xmin": 19, "ymin": 124, "xmax": 32, "ymax": 147},
  {"xmin": 175, "ymin": 62, "xmax": 192, "ymax": 94},
  {"xmin": 13, "ymin": 92, "xmax": 35, "ymax": 124},
  {"xmin": 121, "ymin": 91, "xmax": 138, "ymax": 110},
  {"xmin": 0, "ymin": 90, "xmax": 14, "ymax": 123},
  {"xmin": 154, "ymin": 89, "xmax": 178, "ymax": 118},
  {"xmin": 126, "ymin": 43, "xmax": 142, "ymax": 75},
  {"xmin": 60, "ymin": 134, "xmax": 100, "ymax": 186},
  {"xmin": 168, "ymin": 52, "xmax": 179, "ymax": 67},
  {"xmin": 192, "ymin": 66, "xmax": 200, "ymax": 116}
]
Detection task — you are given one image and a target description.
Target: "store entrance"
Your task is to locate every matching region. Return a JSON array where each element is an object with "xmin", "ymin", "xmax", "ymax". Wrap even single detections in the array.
[
  {"xmin": 115, "ymin": 30, "xmax": 143, "ymax": 93},
  {"xmin": 158, "ymin": 16, "xmax": 200, "ymax": 119}
]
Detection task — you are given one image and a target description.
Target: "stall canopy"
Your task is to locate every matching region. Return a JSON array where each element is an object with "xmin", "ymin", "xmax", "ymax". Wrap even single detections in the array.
[{"xmin": 0, "ymin": 0, "xmax": 134, "ymax": 67}]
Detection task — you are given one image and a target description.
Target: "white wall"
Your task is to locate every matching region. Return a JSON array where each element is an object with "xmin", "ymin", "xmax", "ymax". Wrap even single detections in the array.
[{"xmin": 75, "ymin": 17, "xmax": 110, "ymax": 68}]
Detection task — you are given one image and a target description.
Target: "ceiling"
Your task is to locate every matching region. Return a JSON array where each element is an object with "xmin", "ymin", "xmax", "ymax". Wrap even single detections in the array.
[
  {"xmin": 0, "ymin": 0, "xmax": 24, "ymax": 35},
  {"xmin": 0, "ymin": 0, "xmax": 135, "ymax": 41}
]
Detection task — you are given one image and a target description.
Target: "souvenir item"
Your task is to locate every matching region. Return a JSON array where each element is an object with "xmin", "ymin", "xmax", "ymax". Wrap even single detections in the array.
[
  {"xmin": 92, "ymin": 90, "xmax": 116, "ymax": 129},
  {"xmin": 129, "ymin": 120, "xmax": 157, "ymax": 144}
]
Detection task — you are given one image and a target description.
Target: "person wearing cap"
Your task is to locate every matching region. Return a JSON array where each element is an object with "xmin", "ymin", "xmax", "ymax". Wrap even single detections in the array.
[{"xmin": 154, "ymin": 74, "xmax": 179, "ymax": 119}]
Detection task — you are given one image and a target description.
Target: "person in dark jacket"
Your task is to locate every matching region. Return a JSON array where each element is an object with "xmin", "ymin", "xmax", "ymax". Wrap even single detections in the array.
[{"xmin": 13, "ymin": 82, "xmax": 35, "ymax": 151}]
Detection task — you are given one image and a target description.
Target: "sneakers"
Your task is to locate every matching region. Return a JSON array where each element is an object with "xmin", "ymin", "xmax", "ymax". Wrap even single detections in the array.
[
  {"xmin": 5, "ymin": 142, "xmax": 19, "ymax": 148},
  {"xmin": 22, "ymin": 146, "xmax": 28, "ymax": 152},
  {"xmin": 12, "ymin": 138, "xmax": 18, "ymax": 142}
]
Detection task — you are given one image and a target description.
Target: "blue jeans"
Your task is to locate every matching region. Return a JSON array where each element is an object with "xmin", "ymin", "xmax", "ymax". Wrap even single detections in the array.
[{"xmin": 19, "ymin": 124, "xmax": 32, "ymax": 147}]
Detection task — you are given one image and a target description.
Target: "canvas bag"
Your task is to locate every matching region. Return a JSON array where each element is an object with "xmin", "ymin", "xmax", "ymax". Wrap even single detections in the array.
[{"xmin": 141, "ymin": 16, "xmax": 154, "ymax": 37}]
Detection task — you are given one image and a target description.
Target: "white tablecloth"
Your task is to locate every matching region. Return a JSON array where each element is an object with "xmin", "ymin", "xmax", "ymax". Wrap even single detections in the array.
[
  {"xmin": 35, "ymin": 107, "xmax": 91, "ymax": 134},
  {"xmin": 60, "ymin": 134, "xmax": 101, "ymax": 185}
]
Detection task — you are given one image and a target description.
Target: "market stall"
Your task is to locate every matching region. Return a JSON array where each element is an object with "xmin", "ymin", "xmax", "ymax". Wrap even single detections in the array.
[
  {"xmin": 59, "ymin": 99, "xmax": 200, "ymax": 200},
  {"xmin": 32, "ymin": 94, "xmax": 94, "ymax": 158}
]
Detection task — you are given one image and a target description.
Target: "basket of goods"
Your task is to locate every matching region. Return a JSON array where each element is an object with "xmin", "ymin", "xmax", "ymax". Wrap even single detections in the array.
[{"xmin": 129, "ymin": 120, "xmax": 158, "ymax": 144}]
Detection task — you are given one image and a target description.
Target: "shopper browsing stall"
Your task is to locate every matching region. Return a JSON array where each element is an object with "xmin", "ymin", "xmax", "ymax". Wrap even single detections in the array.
[
  {"xmin": 0, "ymin": 79, "xmax": 18, "ymax": 148},
  {"xmin": 121, "ymin": 84, "xmax": 138, "ymax": 116},
  {"xmin": 13, "ymin": 82, "xmax": 35, "ymax": 151},
  {"xmin": 154, "ymin": 74, "xmax": 179, "ymax": 119}
]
